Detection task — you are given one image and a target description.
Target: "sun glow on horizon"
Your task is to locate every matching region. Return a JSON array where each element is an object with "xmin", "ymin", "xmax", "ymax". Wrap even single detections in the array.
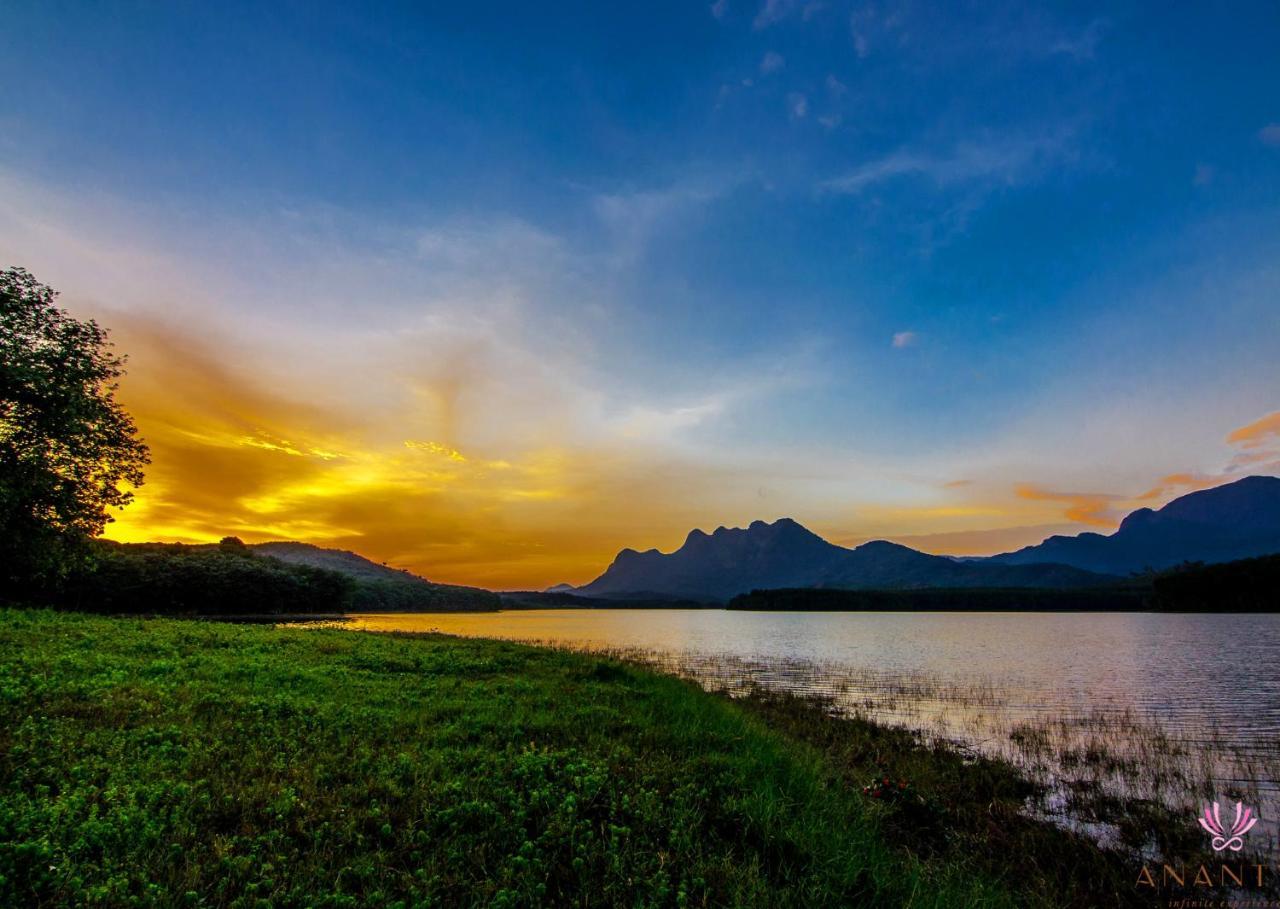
[{"xmin": 98, "ymin": 320, "xmax": 1280, "ymax": 589}]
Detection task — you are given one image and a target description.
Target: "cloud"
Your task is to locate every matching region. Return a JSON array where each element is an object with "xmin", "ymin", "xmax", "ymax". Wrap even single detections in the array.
[
  {"xmin": 821, "ymin": 132, "xmax": 1073, "ymax": 195},
  {"xmin": 615, "ymin": 397, "xmax": 727, "ymax": 439},
  {"xmin": 759, "ymin": 50, "xmax": 785, "ymax": 75},
  {"xmin": 891, "ymin": 330, "xmax": 917, "ymax": 348},
  {"xmin": 1133, "ymin": 472, "xmax": 1219, "ymax": 501},
  {"xmin": 0, "ymin": 165, "xmax": 812, "ymax": 588},
  {"xmin": 591, "ymin": 178, "xmax": 734, "ymax": 265},
  {"xmin": 787, "ymin": 93, "xmax": 808, "ymax": 119},
  {"xmin": 1259, "ymin": 124, "xmax": 1280, "ymax": 147},
  {"xmin": 942, "ymin": 479, "xmax": 972, "ymax": 489},
  {"xmin": 753, "ymin": 0, "xmax": 798, "ymax": 30},
  {"xmin": 1193, "ymin": 163, "xmax": 1215, "ymax": 187},
  {"xmin": 1047, "ymin": 17, "xmax": 1108, "ymax": 60},
  {"xmin": 1013, "ymin": 484, "xmax": 1124, "ymax": 526},
  {"xmin": 1227, "ymin": 410, "xmax": 1280, "ymax": 448},
  {"xmin": 710, "ymin": 0, "xmax": 728, "ymax": 20}
]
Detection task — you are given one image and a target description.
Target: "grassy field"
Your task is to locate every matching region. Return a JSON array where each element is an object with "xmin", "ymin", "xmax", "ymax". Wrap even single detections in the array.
[{"xmin": 0, "ymin": 610, "xmax": 1146, "ymax": 908}]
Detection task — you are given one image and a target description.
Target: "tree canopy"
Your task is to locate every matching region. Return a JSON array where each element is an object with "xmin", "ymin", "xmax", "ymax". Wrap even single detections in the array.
[{"xmin": 0, "ymin": 267, "xmax": 149, "ymax": 589}]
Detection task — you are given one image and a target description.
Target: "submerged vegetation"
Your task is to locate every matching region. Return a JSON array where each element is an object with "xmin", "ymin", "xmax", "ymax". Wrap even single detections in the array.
[{"xmin": 0, "ymin": 609, "xmax": 1185, "ymax": 908}]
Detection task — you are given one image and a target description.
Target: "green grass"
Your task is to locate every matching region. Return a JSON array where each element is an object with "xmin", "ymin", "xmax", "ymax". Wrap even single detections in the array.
[{"xmin": 0, "ymin": 610, "xmax": 1123, "ymax": 908}]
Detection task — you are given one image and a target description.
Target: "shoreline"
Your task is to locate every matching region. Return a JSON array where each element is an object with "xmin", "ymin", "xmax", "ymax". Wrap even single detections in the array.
[{"xmin": 4, "ymin": 608, "xmax": 1268, "ymax": 906}]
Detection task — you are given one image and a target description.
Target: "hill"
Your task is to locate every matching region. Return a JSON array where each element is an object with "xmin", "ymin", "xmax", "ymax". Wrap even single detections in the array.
[
  {"xmin": 987, "ymin": 475, "xmax": 1280, "ymax": 575},
  {"xmin": 253, "ymin": 542, "xmax": 500, "ymax": 612},
  {"xmin": 61, "ymin": 539, "xmax": 354, "ymax": 615}
]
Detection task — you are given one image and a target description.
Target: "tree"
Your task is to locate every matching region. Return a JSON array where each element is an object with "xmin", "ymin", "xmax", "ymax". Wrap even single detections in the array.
[{"xmin": 0, "ymin": 267, "xmax": 149, "ymax": 591}]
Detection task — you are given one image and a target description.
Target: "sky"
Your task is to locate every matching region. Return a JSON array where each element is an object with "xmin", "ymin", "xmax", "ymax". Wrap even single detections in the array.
[{"xmin": 2, "ymin": 0, "xmax": 1279, "ymax": 589}]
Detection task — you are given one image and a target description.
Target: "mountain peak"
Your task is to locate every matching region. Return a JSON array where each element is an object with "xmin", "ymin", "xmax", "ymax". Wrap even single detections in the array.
[
  {"xmin": 576, "ymin": 475, "xmax": 1280, "ymax": 601},
  {"xmin": 577, "ymin": 516, "xmax": 846, "ymax": 601},
  {"xmin": 990, "ymin": 474, "xmax": 1280, "ymax": 574}
]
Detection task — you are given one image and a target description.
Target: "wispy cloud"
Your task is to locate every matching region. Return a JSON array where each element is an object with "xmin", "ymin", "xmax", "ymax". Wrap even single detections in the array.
[
  {"xmin": 821, "ymin": 132, "xmax": 1073, "ymax": 195},
  {"xmin": 1258, "ymin": 124, "xmax": 1280, "ymax": 147},
  {"xmin": 787, "ymin": 92, "xmax": 808, "ymax": 119},
  {"xmin": 891, "ymin": 330, "xmax": 917, "ymax": 348},
  {"xmin": 1227, "ymin": 411, "xmax": 1280, "ymax": 448},
  {"xmin": 759, "ymin": 50, "xmax": 785, "ymax": 75},
  {"xmin": 1133, "ymin": 472, "xmax": 1219, "ymax": 501},
  {"xmin": 1013, "ymin": 484, "xmax": 1125, "ymax": 527},
  {"xmin": 591, "ymin": 177, "xmax": 737, "ymax": 265},
  {"xmin": 1224, "ymin": 411, "xmax": 1280, "ymax": 475},
  {"xmin": 1046, "ymin": 17, "xmax": 1108, "ymax": 60},
  {"xmin": 753, "ymin": 0, "xmax": 798, "ymax": 30},
  {"xmin": 710, "ymin": 0, "xmax": 729, "ymax": 20},
  {"xmin": 615, "ymin": 397, "xmax": 727, "ymax": 439}
]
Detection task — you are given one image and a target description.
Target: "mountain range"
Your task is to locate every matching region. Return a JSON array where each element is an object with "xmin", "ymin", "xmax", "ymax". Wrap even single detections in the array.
[
  {"xmin": 987, "ymin": 475, "xmax": 1280, "ymax": 575},
  {"xmin": 571, "ymin": 475, "xmax": 1280, "ymax": 602}
]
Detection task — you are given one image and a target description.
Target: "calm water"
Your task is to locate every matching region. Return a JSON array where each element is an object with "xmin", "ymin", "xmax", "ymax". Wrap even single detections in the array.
[
  {"xmin": 327, "ymin": 609, "xmax": 1280, "ymax": 846},
  {"xmin": 341, "ymin": 609, "xmax": 1280, "ymax": 732}
]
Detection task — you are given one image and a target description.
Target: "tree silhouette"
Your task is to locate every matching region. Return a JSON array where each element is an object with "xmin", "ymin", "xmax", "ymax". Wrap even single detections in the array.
[{"xmin": 1, "ymin": 267, "xmax": 149, "ymax": 590}]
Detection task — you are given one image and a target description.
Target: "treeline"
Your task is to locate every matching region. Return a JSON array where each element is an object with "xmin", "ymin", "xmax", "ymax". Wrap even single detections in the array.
[
  {"xmin": 727, "ymin": 586, "xmax": 1147, "ymax": 612},
  {"xmin": 41, "ymin": 538, "xmax": 503, "ymax": 616},
  {"xmin": 1149, "ymin": 553, "xmax": 1280, "ymax": 612},
  {"xmin": 56, "ymin": 539, "xmax": 355, "ymax": 615},
  {"xmin": 499, "ymin": 590, "xmax": 712, "ymax": 610},
  {"xmin": 352, "ymin": 578, "xmax": 499, "ymax": 612},
  {"xmin": 725, "ymin": 553, "xmax": 1280, "ymax": 613}
]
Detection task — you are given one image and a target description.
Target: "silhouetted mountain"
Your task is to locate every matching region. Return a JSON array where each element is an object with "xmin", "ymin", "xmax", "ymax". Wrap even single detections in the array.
[
  {"xmin": 253, "ymin": 542, "xmax": 500, "ymax": 611},
  {"xmin": 987, "ymin": 476, "xmax": 1280, "ymax": 575},
  {"xmin": 576, "ymin": 519, "xmax": 848, "ymax": 602},
  {"xmin": 576, "ymin": 519, "xmax": 1111, "ymax": 602}
]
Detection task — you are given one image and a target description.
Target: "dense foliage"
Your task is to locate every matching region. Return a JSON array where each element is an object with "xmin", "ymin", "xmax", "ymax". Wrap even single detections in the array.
[
  {"xmin": 0, "ymin": 268, "xmax": 148, "ymax": 591},
  {"xmin": 1151, "ymin": 553, "xmax": 1280, "ymax": 611},
  {"xmin": 253, "ymin": 542, "xmax": 502, "ymax": 612},
  {"xmin": 60, "ymin": 539, "xmax": 355, "ymax": 614},
  {"xmin": 348, "ymin": 577, "xmax": 500, "ymax": 612},
  {"xmin": 0, "ymin": 610, "xmax": 1034, "ymax": 908}
]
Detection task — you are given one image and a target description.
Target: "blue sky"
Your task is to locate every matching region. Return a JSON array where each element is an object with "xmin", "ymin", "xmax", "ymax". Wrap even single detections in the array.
[{"xmin": 2, "ymin": 1, "xmax": 1279, "ymax": 585}]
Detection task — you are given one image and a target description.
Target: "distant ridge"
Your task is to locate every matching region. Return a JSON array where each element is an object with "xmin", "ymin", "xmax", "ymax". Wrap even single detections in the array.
[
  {"xmin": 572, "ymin": 476, "xmax": 1280, "ymax": 602},
  {"xmin": 253, "ymin": 542, "xmax": 500, "ymax": 611},
  {"xmin": 575, "ymin": 518, "xmax": 1112, "ymax": 602},
  {"xmin": 986, "ymin": 475, "xmax": 1280, "ymax": 575}
]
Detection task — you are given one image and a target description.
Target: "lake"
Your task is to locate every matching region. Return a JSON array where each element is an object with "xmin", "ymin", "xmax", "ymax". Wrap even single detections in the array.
[{"xmin": 326, "ymin": 609, "xmax": 1280, "ymax": 850}]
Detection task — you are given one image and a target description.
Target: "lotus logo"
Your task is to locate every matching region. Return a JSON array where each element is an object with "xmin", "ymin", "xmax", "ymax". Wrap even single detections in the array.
[{"xmin": 1199, "ymin": 801, "xmax": 1258, "ymax": 852}]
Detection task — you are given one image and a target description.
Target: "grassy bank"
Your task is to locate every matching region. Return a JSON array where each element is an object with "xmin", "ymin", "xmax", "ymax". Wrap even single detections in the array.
[{"xmin": 0, "ymin": 611, "xmax": 1144, "ymax": 908}]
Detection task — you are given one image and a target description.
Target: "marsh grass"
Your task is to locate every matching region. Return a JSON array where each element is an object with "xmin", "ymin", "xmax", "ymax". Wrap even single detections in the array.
[
  {"xmin": 532, "ymin": 642, "xmax": 1280, "ymax": 865},
  {"xmin": 1, "ymin": 609, "xmax": 1029, "ymax": 908},
  {"xmin": 6, "ymin": 610, "xmax": 1271, "ymax": 907}
]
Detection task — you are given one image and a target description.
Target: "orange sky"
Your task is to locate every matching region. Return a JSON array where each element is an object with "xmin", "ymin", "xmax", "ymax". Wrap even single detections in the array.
[
  {"xmin": 97, "ymin": 312, "xmax": 1280, "ymax": 589},
  {"xmin": 4, "ymin": 167, "xmax": 1277, "ymax": 591}
]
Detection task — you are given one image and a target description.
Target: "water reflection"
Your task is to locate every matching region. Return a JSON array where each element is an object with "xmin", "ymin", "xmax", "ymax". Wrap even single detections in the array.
[{"xmin": 317, "ymin": 609, "xmax": 1280, "ymax": 851}]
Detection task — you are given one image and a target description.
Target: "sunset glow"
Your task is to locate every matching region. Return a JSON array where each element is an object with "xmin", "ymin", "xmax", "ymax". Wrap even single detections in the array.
[{"xmin": 2, "ymin": 3, "xmax": 1278, "ymax": 589}]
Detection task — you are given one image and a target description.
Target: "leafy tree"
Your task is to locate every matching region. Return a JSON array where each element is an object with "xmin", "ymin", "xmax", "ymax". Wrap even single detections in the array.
[{"xmin": 1, "ymin": 267, "xmax": 149, "ymax": 591}]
